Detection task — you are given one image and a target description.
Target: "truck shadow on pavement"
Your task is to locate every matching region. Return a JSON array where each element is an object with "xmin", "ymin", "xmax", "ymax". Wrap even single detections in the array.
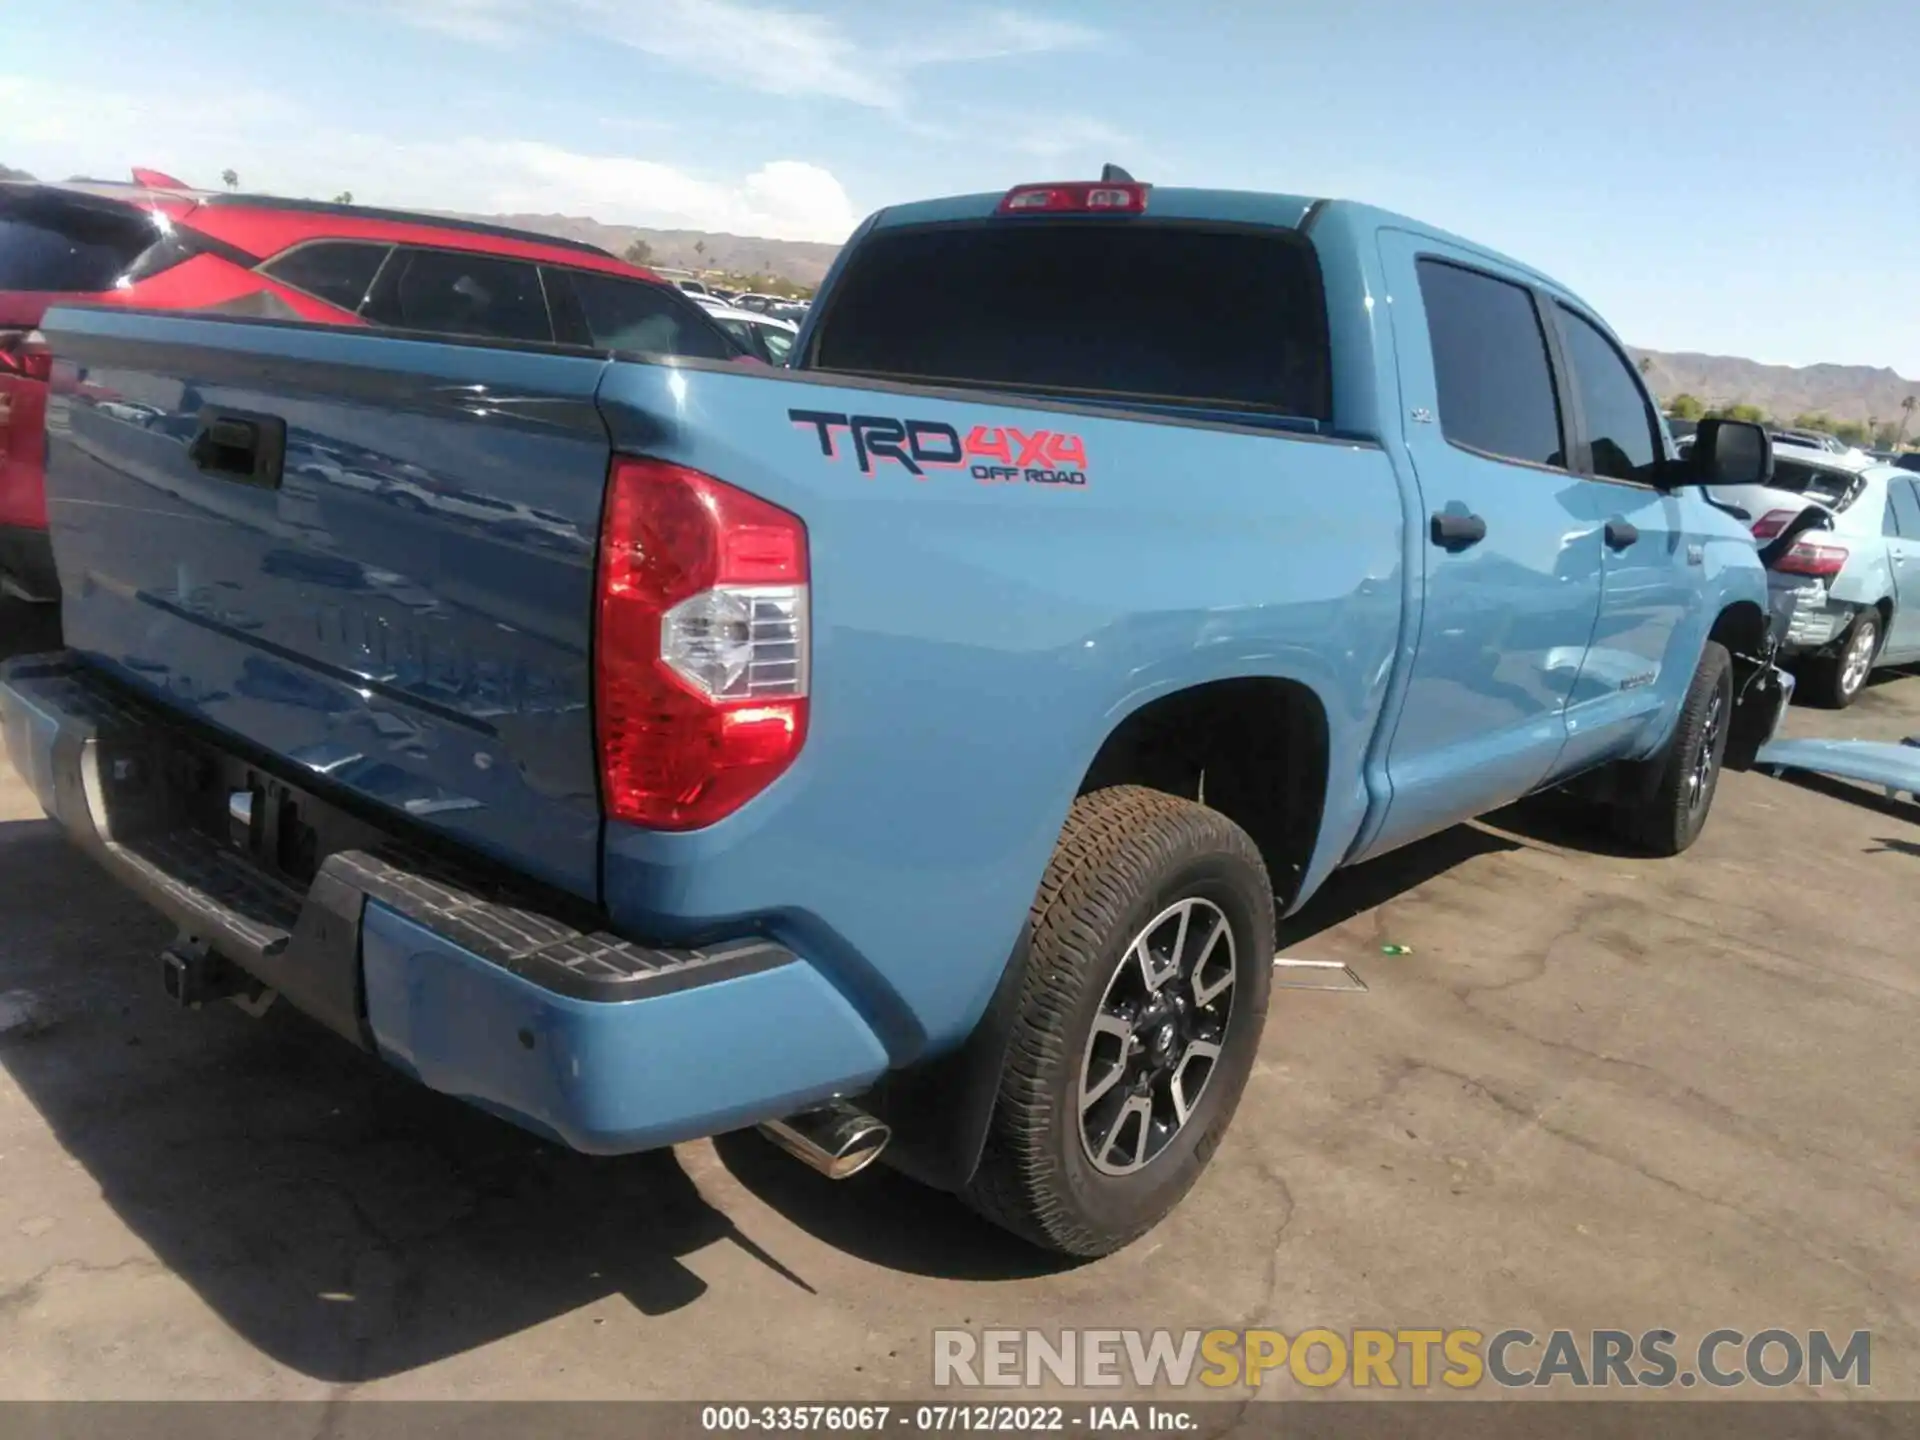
[
  {"xmin": 1274, "ymin": 821, "xmax": 1522, "ymax": 949},
  {"xmin": 0, "ymin": 818, "xmax": 1066, "ymax": 1383},
  {"xmin": 710, "ymin": 1130, "xmax": 1072, "ymax": 1281}
]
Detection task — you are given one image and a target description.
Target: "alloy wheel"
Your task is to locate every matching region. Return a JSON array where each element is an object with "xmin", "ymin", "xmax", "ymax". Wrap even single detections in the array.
[
  {"xmin": 1687, "ymin": 687, "xmax": 1725, "ymax": 815},
  {"xmin": 1078, "ymin": 897, "xmax": 1238, "ymax": 1177},
  {"xmin": 1841, "ymin": 619, "xmax": 1877, "ymax": 698}
]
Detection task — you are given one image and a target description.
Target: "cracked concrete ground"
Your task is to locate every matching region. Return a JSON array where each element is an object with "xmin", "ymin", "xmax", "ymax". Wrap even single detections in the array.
[{"xmin": 1, "ymin": 602, "xmax": 1916, "ymax": 1402}]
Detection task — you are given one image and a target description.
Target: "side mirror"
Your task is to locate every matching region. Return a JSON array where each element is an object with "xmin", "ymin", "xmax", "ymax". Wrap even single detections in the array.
[{"xmin": 1681, "ymin": 419, "xmax": 1773, "ymax": 489}]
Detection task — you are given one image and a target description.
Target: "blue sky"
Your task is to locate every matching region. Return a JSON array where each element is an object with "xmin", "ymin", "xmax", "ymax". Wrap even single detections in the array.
[{"xmin": 5, "ymin": 0, "xmax": 1916, "ymax": 374}]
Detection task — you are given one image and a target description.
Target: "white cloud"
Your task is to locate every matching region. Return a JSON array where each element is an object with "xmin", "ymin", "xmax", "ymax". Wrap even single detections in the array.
[
  {"xmin": 463, "ymin": 143, "xmax": 857, "ymax": 239},
  {"xmin": 0, "ymin": 75, "xmax": 859, "ymax": 242},
  {"xmin": 388, "ymin": 0, "xmax": 1101, "ymax": 109},
  {"xmin": 577, "ymin": 0, "xmax": 893, "ymax": 108}
]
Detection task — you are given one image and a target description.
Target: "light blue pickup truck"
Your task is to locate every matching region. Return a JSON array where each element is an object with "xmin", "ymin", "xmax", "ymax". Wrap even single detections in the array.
[{"xmin": 1, "ymin": 174, "xmax": 1792, "ymax": 1256}]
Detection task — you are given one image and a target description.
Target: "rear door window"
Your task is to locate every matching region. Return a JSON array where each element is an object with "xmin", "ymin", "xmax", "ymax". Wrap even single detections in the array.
[
  {"xmin": 1416, "ymin": 259, "xmax": 1565, "ymax": 468},
  {"xmin": 811, "ymin": 222, "xmax": 1331, "ymax": 420},
  {"xmin": 560, "ymin": 270, "xmax": 737, "ymax": 360},
  {"xmin": 0, "ymin": 190, "xmax": 157, "ymax": 292},
  {"xmin": 1891, "ymin": 478, "xmax": 1920, "ymax": 537},
  {"xmin": 261, "ymin": 242, "xmax": 391, "ymax": 312},
  {"xmin": 362, "ymin": 247, "xmax": 553, "ymax": 342}
]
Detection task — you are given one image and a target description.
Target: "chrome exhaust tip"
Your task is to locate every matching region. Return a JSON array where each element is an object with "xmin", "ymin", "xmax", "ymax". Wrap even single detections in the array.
[{"xmin": 758, "ymin": 1101, "xmax": 891, "ymax": 1180}]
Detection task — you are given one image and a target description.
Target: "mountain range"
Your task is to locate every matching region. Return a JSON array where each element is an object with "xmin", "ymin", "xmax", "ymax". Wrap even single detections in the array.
[
  {"xmin": 1626, "ymin": 349, "xmax": 1917, "ymax": 427},
  {"xmin": 445, "ymin": 210, "xmax": 843, "ymax": 287}
]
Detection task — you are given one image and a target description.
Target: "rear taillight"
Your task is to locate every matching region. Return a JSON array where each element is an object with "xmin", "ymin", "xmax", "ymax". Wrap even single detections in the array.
[
  {"xmin": 1750, "ymin": 508, "xmax": 1799, "ymax": 540},
  {"xmin": 0, "ymin": 329, "xmax": 51, "ymax": 385},
  {"xmin": 595, "ymin": 457, "xmax": 809, "ymax": 830},
  {"xmin": 997, "ymin": 181, "xmax": 1149, "ymax": 215},
  {"xmin": 1773, "ymin": 541, "xmax": 1849, "ymax": 578}
]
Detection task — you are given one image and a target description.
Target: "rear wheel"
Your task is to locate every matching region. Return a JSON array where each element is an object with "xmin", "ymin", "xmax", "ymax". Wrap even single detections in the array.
[
  {"xmin": 1803, "ymin": 610, "xmax": 1880, "ymax": 710},
  {"xmin": 966, "ymin": 786, "xmax": 1273, "ymax": 1257},
  {"xmin": 1612, "ymin": 642, "xmax": 1732, "ymax": 857}
]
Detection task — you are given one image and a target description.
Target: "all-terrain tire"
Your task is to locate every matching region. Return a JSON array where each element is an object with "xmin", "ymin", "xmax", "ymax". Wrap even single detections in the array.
[
  {"xmin": 1612, "ymin": 642, "xmax": 1733, "ymax": 857},
  {"xmin": 965, "ymin": 786, "xmax": 1274, "ymax": 1257}
]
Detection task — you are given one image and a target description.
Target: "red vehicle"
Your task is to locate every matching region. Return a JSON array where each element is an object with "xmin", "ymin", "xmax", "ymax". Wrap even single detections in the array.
[{"xmin": 0, "ymin": 172, "xmax": 741, "ymax": 610}]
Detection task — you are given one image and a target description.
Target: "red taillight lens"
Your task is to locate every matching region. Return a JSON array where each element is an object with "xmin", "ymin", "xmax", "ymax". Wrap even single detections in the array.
[
  {"xmin": 1750, "ymin": 508, "xmax": 1799, "ymax": 540},
  {"xmin": 0, "ymin": 330, "xmax": 52, "ymax": 385},
  {"xmin": 997, "ymin": 181, "xmax": 1149, "ymax": 215},
  {"xmin": 1773, "ymin": 541, "xmax": 1849, "ymax": 578},
  {"xmin": 595, "ymin": 457, "xmax": 810, "ymax": 831}
]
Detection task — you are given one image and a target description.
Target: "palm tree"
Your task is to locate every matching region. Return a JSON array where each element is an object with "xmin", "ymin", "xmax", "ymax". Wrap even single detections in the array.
[
  {"xmin": 221, "ymin": 168, "xmax": 238, "ymax": 190},
  {"xmin": 1897, "ymin": 394, "xmax": 1918, "ymax": 448}
]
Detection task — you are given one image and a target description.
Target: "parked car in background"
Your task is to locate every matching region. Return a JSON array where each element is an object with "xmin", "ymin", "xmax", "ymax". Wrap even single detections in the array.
[
  {"xmin": 703, "ymin": 303, "xmax": 797, "ymax": 364},
  {"xmin": 1774, "ymin": 428, "xmax": 1845, "ymax": 454},
  {"xmin": 0, "ymin": 173, "xmax": 739, "ymax": 616},
  {"xmin": 1712, "ymin": 443, "xmax": 1920, "ymax": 705},
  {"xmin": 1773, "ymin": 428, "xmax": 1870, "ymax": 463},
  {"xmin": 1708, "ymin": 441, "xmax": 1871, "ymax": 521},
  {"xmin": 732, "ymin": 292, "xmax": 807, "ymax": 321},
  {"xmin": 1895, "ymin": 453, "xmax": 1920, "ymax": 474}
]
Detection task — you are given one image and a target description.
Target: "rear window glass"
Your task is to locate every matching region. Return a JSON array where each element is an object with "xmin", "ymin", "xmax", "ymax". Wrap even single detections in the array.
[
  {"xmin": 1770, "ymin": 458, "xmax": 1861, "ymax": 510},
  {"xmin": 0, "ymin": 193, "xmax": 156, "ymax": 292},
  {"xmin": 810, "ymin": 222, "xmax": 1331, "ymax": 419},
  {"xmin": 566, "ymin": 271, "xmax": 736, "ymax": 361}
]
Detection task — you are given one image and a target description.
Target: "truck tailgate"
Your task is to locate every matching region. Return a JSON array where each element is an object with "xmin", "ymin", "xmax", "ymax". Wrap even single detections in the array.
[{"xmin": 39, "ymin": 308, "xmax": 612, "ymax": 900}]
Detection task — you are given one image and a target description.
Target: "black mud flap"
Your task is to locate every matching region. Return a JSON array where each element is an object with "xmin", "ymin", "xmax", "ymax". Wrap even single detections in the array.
[{"xmin": 859, "ymin": 922, "xmax": 1033, "ymax": 1194}]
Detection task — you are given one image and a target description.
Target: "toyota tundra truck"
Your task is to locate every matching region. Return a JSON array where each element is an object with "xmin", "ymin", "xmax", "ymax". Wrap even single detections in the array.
[{"xmin": 0, "ymin": 174, "xmax": 1791, "ymax": 1257}]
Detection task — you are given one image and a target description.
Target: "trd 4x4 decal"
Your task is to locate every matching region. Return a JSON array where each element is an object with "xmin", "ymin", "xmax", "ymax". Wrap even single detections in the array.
[{"xmin": 789, "ymin": 410, "xmax": 1089, "ymax": 487}]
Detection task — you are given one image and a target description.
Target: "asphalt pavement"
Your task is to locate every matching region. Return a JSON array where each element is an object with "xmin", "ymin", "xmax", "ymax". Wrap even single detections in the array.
[{"xmin": 1, "ymin": 606, "xmax": 1916, "ymax": 1401}]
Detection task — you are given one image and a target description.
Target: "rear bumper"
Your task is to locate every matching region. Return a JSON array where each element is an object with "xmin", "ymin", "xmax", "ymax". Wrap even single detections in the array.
[
  {"xmin": 0, "ymin": 653, "xmax": 889, "ymax": 1154},
  {"xmin": 1768, "ymin": 577, "xmax": 1859, "ymax": 654},
  {"xmin": 0, "ymin": 523, "xmax": 58, "ymax": 603}
]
